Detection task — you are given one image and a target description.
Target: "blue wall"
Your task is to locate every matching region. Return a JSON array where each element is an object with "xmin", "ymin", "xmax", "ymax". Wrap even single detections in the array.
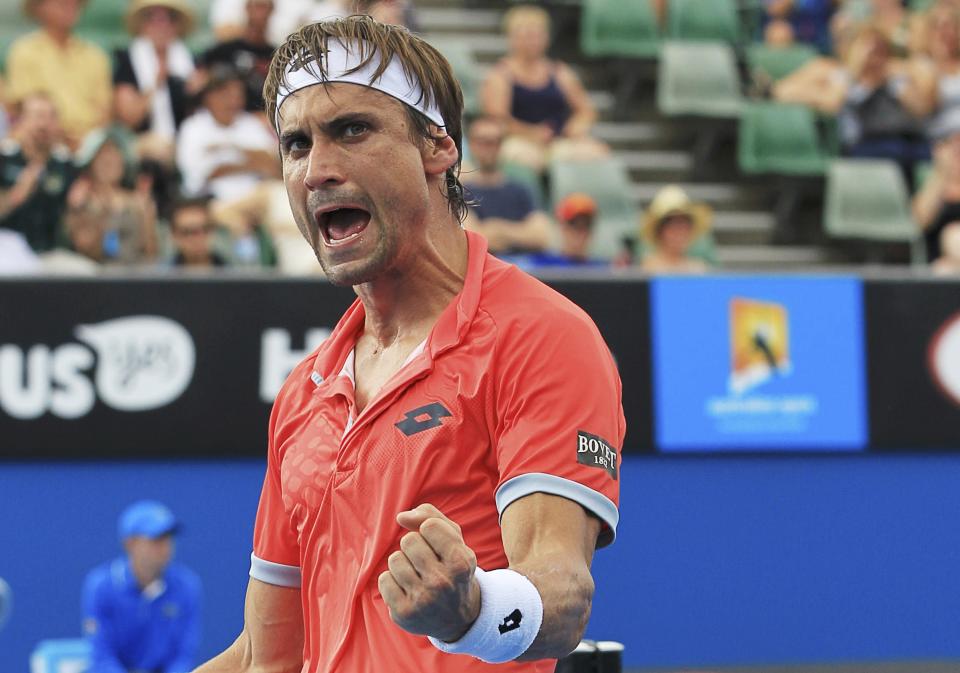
[{"xmin": 2, "ymin": 456, "xmax": 960, "ymax": 671}]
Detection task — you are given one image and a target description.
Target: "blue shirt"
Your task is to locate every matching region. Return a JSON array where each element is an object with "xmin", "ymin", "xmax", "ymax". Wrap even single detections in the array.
[
  {"xmin": 82, "ymin": 557, "xmax": 202, "ymax": 673},
  {"xmin": 465, "ymin": 180, "xmax": 535, "ymax": 223}
]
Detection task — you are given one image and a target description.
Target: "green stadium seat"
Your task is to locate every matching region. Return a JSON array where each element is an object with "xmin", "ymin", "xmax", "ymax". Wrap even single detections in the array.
[
  {"xmin": 915, "ymin": 161, "xmax": 933, "ymax": 190},
  {"xmin": 657, "ymin": 41, "xmax": 742, "ymax": 118},
  {"xmin": 580, "ymin": 0, "xmax": 660, "ymax": 59},
  {"xmin": 738, "ymin": 101, "xmax": 828, "ymax": 175},
  {"xmin": 74, "ymin": 0, "xmax": 128, "ymax": 52},
  {"xmin": 911, "ymin": 0, "xmax": 937, "ymax": 11},
  {"xmin": 549, "ymin": 156, "xmax": 639, "ymax": 259},
  {"xmin": 0, "ymin": 2, "xmax": 34, "ymax": 73},
  {"xmin": 824, "ymin": 159, "xmax": 918, "ymax": 242},
  {"xmin": 666, "ymin": 0, "xmax": 740, "ymax": 43},
  {"xmin": 430, "ymin": 40, "xmax": 481, "ymax": 116},
  {"xmin": 502, "ymin": 161, "xmax": 545, "ymax": 210},
  {"xmin": 746, "ymin": 43, "xmax": 818, "ymax": 82}
]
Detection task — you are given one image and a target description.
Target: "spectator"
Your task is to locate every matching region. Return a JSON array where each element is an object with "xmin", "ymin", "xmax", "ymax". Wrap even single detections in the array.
[
  {"xmin": 351, "ymin": 0, "xmax": 417, "ymax": 29},
  {"xmin": 200, "ymin": 0, "xmax": 275, "ymax": 114},
  {"xmin": 920, "ymin": 5, "xmax": 960, "ymax": 140},
  {"xmin": 480, "ymin": 4, "xmax": 607, "ymax": 172},
  {"xmin": 640, "ymin": 185, "xmax": 711, "ymax": 274},
  {"xmin": 912, "ymin": 124, "xmax": 960, "ymax": 261},
  {"xmin": 515, "ymin": 193, "xmax": 608, "ymax": 269},
  {"xmin": 82, "ymin": 501, "xmax": 201, "ymax": 673},
  {"xmin": 68, "ymin": 128, "xmax": 158, "ymax": 265},
  {"xmin": 0, "ymin": 93, "xmax": 74, "ymax": 253},
  {"xmin": 462, "ymin": 116, "xmax": 551, "ymax": 255},
  {"xmin": 176, "ymin": 66, "xmax": 279, "ymax": 203},
  {"xmin": 113, "ymin": 0, "xmax": 197, "ymax": 165},
  {"xmin": 5, "ymin": 0, "xmax": 112, "ymax": 148},
  {"xmin": 932, "ymin": 221, "xmax": 960, "ymax": 274},
  {"xmin": 210, "ymin": 0, "xmax": 321, "ymax": 46},
  {"xmin": 831, "ymin": 0, "xmax": 920, "ymax": 59},
  {"xmin": 838, "ymin": 24, "xmax": 934, "ymax": 181},
  {"xmin": 168, "ymin": 196, "xmax": 229, "ymax": 268},
  {"xmin": 763, "ymin": 0, "xmax": 835, "ymax": 52}
]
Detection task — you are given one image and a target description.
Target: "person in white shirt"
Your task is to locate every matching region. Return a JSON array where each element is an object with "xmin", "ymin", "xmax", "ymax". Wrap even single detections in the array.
[
  {"xmin": 210, "ymin": 0, "xmax": 348, "ymax": 46},
  {"xmin": 176, "ymin": 65, "xmax": 279, "ymax": 203}
]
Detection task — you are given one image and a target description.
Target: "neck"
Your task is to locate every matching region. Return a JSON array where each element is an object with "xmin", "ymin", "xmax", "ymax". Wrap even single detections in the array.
[
  {"xmin": 244, "ymin": 24, "xmax": 267, "ymax": 45},
  {"xmin": 354, "ymin": 223, "xmax": 468, "ymax": 350},
  {"xmin": 44, "ymin": 26, "xmax": 71, "ymax": 46}
]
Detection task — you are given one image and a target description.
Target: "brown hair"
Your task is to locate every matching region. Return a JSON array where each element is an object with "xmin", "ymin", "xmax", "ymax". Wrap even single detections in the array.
[{"xmin": 264, "ymin": 15, "xmax": 467, "ymax": 222}]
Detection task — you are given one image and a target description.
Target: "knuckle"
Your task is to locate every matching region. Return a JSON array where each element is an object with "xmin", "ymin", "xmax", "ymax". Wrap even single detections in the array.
[
  {"xmin": 399, "ymin": 532, "xmax": 420, "ymax": 552},
  {"xmin": 419, "ymin": 517, "xmax": 446, "ymax": 537},
  {"xmin": 388, "ymin": 550, "xmax": 406, "ymax": 567}
]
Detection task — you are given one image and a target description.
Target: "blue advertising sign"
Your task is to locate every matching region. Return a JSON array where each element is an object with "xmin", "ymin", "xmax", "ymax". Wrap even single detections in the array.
[{"xmin": 650, "ymin": 276, "xmax": 867, "ymax": 451}]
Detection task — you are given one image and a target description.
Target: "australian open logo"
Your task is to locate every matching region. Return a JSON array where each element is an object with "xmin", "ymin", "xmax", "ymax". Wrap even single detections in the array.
[{"xmin": 576, "ymin": 431, "xmax": 618, "ymax": 480}]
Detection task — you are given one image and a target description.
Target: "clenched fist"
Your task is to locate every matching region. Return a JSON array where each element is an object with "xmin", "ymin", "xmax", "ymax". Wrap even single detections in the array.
[{"xmin": 378, "ymin": 503, "xmax": 482, "ymax": 643}]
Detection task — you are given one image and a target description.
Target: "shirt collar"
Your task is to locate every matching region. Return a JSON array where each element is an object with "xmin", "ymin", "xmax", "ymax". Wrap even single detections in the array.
[{"xmin": 310, "ymin": 230, "xmax": 489, "ymax": 386}]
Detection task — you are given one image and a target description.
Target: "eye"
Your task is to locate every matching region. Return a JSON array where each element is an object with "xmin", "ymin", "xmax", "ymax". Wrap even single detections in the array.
[
  {"xmin": 282, "ymin": 134, "xmax": 310, "ymax": 154},
  {"xmin": 343, "ymin": 122, "xmax": 369, "ymax": 138}
]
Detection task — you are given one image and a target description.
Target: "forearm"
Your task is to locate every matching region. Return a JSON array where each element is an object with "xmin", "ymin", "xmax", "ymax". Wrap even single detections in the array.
[
  {"xmin": 191, "ymin": 633, "xmax": 252, "ymax": 673},
  {"xmin": 513, "ymin": 561, "xmax": 595, "ymax": 661},
  {"xmin": 913, "ymin": 180, "xmax": 943, "ymax": 230}
]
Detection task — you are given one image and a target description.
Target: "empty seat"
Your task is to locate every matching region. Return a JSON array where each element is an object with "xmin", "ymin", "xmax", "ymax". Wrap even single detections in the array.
[
  {"xmin": 666, "ymin": 0, "xmax": 740, "ymax": 43},
  {"xmin": 657, "ymin": 41, "xmax": 742, "ymax": 118},
  {"xmin": 580, "ymin": 0, "xmax": 660, "ymax": 59},
  {"xmin": 738, "ymin": 101, "xmax": 828, "ymax": 175},
  {"xmin": 430, "ymin": 40, "xmax": 481, "ymax": 116},
  {"xmin": 746, "ymin": 43, "xmax": 818, "ymax": 82},
  {"xmin": 824, "ymin": 159, "xmax": 917, "ymax": 241},
  {"xmin": 550, "ymin": 156, "xmax": 639, "ymax": 259}
]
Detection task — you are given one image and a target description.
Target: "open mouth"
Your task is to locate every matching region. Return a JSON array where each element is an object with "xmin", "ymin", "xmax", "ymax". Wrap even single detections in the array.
[{"xmin": 317, "ymin": 207, "xmax": 371, "ymax": 247}]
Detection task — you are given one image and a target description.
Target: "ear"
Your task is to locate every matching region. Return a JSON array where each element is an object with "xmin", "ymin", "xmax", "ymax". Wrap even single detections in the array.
[{"xmin": 421, "ymin": 129, "xmax": 459, "ymax": 177}]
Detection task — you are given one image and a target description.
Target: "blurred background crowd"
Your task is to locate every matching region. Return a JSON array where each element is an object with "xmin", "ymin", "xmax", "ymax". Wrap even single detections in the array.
[{"xmin": 2, "ymin": 0, "xmax": 960, "ymax": 277}]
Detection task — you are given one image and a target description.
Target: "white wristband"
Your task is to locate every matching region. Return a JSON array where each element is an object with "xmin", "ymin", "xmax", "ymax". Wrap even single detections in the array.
[{"xmin": 428, "ymin": 567, "xmax": 544, "ymax": 664}]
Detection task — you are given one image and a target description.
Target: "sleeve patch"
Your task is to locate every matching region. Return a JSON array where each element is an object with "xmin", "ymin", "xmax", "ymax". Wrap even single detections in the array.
[{"xmin": 576, "ymin": 431, "xmax": 618, "ymax": 480}]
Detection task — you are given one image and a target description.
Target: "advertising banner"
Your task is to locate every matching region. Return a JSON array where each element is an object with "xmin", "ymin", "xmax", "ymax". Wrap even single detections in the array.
[
  {"xmin": 0, "ymin": 277, "xmax": 652, "ymax": 458},
  {"xmin": 650, "ymin": 276, "xmax": 868, "ymax": 452},
  {"xmin": 866, "ymin": 281, "xmax": 960, "ymax": 449}
]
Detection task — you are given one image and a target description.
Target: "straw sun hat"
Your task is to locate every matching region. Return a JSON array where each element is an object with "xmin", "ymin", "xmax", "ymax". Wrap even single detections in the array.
[
  {"xmin": 641, "ymin": 185, "xmax": 712, "ymax": 242},
  {"xmin": 126, "ymin": 0, "xmax": 196, "ymax": 37}
]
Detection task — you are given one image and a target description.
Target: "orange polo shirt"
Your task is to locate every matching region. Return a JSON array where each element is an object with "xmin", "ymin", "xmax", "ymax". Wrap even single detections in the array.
[{"xmin": 251, "ymin": 231, "xmax": 624, "ymax": 672}]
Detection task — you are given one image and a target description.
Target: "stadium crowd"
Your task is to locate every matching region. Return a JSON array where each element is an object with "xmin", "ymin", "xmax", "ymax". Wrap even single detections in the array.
[{"xmin": 3, "ymin": 0, "xmax": 960, "ymax": 275}]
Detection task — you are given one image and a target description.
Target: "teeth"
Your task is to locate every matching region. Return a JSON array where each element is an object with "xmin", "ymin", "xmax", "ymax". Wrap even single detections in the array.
[{"xmin": 327, "ymin": 229, "xmax": 363, "ymax": 246}]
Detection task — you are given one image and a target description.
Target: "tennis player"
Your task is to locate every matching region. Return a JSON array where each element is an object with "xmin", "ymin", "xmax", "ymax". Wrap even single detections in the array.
[{"xmin": 193, "ymin": 15, "xmax": 624, "ymax": 673}]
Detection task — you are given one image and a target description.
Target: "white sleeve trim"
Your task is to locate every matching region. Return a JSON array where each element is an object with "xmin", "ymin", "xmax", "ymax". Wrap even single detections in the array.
[
  {"xmin": 495, "ymin": 473, "xmax": 619, "ymax": 544},
  {"xmin": 249, "ymin": 552, "xmax": 302, "ymax": 588}
]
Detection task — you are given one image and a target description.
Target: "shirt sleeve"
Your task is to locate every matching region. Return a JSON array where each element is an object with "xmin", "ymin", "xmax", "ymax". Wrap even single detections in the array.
[
  {"xmin": 81, "ymin": 570, "xmax": 128, "ymax": 673},
  {"xmin": 492, "ymin": 306, "xmax": 625, "ymax": 547},
  {"xmin": 250, "ymin": 381, "xmax": 302, "ymax": 587}
]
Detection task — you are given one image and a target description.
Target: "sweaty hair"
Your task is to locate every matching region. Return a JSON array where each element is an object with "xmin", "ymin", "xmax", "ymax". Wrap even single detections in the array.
[{"xmin": 264, "ymin": 15, "xmax": 468, "ymax": 223}]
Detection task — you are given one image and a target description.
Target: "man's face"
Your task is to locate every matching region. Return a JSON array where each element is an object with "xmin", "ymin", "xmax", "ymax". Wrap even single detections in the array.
[
  {"xmin": 36, "ymin": 0, "xmax": 82, "ymax": 32},
  {"xmin": 172, "ymin": 206, "xmax": 213, "ymax": 263},
  {"xmin": 561, "ymin": 214, "xmax": 593, "ymax": 258},
  {"xmin": 204, "ymin": 80, "xmax": 246, "ymax": 125},
  {"xmin": 140, "ymin": 7, "xmax": 178, "ymax": 48},
  {"xmin": 19, "ymin": 96, "xmax": 59, "ymax": 149},
  {"xmin": 467, "ymin": 120, "xmax": 503, "ymax": 173},
  {"xmin": 278, "ymin": 84, "xmax": 438, "ymax": 286},
  {"xmin": 657, "ymin": 214, "xmax": 695, "ymax": 256},
  {"xmin": 126, "ymin": 534, "xmax": 175, "ymax": 581},
  {"xmin": 246, "ymin": 0, "xmax": 273, "ymax": 29}
]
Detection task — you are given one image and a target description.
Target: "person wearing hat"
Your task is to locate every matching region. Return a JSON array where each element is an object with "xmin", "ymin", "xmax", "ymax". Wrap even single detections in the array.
[
  {"xmin": 113, "ymin": 0, "xmax": 197, "ymax": 165},
  {"xmin": 509, "ymin": 192, "xmax": 608, "ymax": 269},
  {"xmin": 5, "ymin": 0, "xmax": 112, "ymax": 148},
  {"xmin": 67, "ymin": 128, "xmax": 158, "ymax": 264},
  {"xmin": 81, "ymin": 500, "xmax": 202, "ymax": 673},
  {"xmin": 176, "ymin": 64, "xmax": 279, "ymax": 204},
  {"xmin": 640, "ymin": 185, "xmax": 711, "ymax": 274}
]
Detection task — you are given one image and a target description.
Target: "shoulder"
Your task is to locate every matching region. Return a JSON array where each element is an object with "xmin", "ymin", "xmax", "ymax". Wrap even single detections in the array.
[
  {"xmin": 480, "ymin": 259, "xmax": 604, "ymax": 348},
  {"xmin": 0, "ymin": 138, "xmax": 23, "ymax": 157},
  {"xmin": 82, "ymin": 559, "xmax": 116, "ymax": 596},
  {"xmin": 167, "ymin": 562, "xmax": 202, "ymax": 595},
  {"xmin": 8, "ymin": 31, "xmax": 42, "ymax": 56}
]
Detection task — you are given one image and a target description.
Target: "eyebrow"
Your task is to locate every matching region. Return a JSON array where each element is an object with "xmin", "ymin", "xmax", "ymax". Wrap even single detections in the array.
[{"xmin": 279, "ymin": 111, "xmax": 380, "ymax": 142}]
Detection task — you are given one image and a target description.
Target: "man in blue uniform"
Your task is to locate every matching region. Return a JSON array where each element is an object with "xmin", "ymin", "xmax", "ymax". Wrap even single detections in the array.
[{"xmin": 82, "ymin": 501, "xmax": 202, "ymax": 673}]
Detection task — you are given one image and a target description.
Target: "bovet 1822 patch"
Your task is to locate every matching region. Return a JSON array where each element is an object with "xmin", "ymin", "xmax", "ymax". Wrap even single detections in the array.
[{"xmin": 576, "ymin": 431, "xmax": 618, "ymax": 480}]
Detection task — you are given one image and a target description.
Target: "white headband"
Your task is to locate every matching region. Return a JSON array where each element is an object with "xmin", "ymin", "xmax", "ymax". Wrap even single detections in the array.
[{"xmin": 275, "ymin": 38, "xmax": 446, "ymax": 129}]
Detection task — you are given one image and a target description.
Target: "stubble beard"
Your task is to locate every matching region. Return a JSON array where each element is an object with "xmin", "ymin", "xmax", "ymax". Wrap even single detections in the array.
[{"xmin": 315, "ymin": 216, "xmax": 398, "ymax": 288}]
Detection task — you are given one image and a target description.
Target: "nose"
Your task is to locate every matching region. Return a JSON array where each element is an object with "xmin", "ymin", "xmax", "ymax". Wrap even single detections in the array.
[{"xmin": 303, "ymin": 140, "xmax": 346, "ymax": 192}]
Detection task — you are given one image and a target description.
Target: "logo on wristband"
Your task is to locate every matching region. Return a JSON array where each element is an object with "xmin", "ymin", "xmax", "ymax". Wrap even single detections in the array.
[{"xmin": 498, "ymin": 609, "xmax": 523, "ymax": 635}]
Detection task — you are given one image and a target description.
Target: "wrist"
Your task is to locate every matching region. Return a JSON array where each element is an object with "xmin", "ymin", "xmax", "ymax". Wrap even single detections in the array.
[{"xmin": 442, "ymin": 576, "xmax": 482, "ymax": 643}]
